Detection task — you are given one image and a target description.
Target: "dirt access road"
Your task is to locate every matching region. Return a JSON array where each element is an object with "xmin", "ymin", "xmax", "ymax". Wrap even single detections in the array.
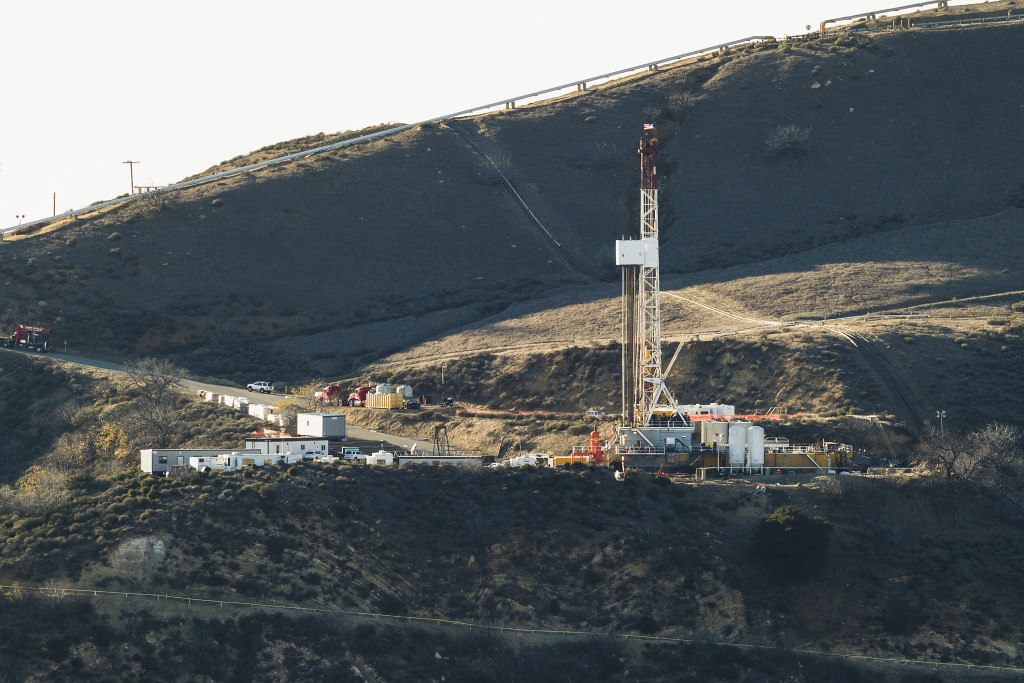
[{"xmin": 3, "ymin": 348, "xmax": 432, "ymax": 453}]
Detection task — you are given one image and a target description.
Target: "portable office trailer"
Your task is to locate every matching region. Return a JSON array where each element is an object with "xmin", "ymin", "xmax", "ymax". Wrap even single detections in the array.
[
  {"xmin": 140, "ymin": 448, "xmax": 261, "ymax": 473},
  {"xmin": 190, "ymin": 452, "xmax": 302, "ymax": 472},
  {"xmin": 296, "ymin": 412, "xmax": 346, "ymax": 439},
  {"xmin": 244, "ymin": 437, "xmax": 329, "ymax": 455}
]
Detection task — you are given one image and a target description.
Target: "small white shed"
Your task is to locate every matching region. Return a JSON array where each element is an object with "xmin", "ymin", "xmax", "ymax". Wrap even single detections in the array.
[
  {"xmin": 296, "ymin": 412, "xmax": 346, "ymax": 439},
  {"xmin": 366, "ymin": 450, "xmax": 394, "ymax": 466}
]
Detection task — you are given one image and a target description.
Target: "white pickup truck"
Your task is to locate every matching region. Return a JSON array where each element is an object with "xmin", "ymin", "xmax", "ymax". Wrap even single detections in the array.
[{"xmin": 246, "ymin": 381, "xmax": 274, "ymax": 394}]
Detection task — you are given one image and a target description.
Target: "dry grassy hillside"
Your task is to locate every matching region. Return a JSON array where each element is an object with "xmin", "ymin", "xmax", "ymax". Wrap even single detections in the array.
[{"xmin": 0, "ymin": 14, "xmax": 1022, "ymax": 428}]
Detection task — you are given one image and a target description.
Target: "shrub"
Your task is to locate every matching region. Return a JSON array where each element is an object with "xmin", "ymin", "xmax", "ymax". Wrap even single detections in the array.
[
  {"xmin": 765, "ymin": 125, "xmax": 811, "ymax": 158},
  {"xmin": 106, "ymin": 232, "xmax": 121, "ymax": 241},
  {"xmin": 751, "ymin": 506, "xmax": 832, "ymax": 579}
]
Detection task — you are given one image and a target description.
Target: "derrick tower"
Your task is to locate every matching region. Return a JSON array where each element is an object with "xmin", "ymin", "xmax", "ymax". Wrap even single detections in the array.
[{"xmin": 616, "ymin": 124, "xmax": 679, "ymax": 428}]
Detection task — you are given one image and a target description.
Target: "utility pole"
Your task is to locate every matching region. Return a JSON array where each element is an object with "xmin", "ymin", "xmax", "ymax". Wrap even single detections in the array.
[
  {"xmin": 936, "ymin": 410, "xmax": 946, "ymax": 434},
  {"xmin": 53, "ymin": 192, "xmax": 56, "ymax": 217},
  {"xmin": 123, "ymin": 160, "xmax": 140, "ymax": 194}
]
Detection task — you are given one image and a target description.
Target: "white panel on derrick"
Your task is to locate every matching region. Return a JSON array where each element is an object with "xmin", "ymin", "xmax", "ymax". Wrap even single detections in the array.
[
  {"xmin": 642, "ymin": 237, "xmax": 659, "ymax": 268},
  {"xmin": 615, "ymin": 239, "xmax": 645, "ymax": 265}
]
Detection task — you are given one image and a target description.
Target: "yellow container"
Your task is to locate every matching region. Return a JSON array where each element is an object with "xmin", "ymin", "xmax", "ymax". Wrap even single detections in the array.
[{"xmin": 366, "ymin": 393, "xmax": 404, "ymax": 409}]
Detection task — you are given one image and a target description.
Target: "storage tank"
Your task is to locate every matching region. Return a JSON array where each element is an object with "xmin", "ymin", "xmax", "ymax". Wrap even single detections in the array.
[
  {"xmin": 703, "ymin": 421, "xmax": 730, "ymax": 446},
  {"xmin": 748, "ymin": 426, "xmax": 765, "ymax": 472},
  {"xmin": 728, "ymin": 425, "xmax": 747, "ymax": 468},
  {"xmin": 375, "ymin": 383, "xmax": 392, "ymax": 395},
  {"xmin": 396, "ymin": 385, "xmax": 414, "ymax": 399}
]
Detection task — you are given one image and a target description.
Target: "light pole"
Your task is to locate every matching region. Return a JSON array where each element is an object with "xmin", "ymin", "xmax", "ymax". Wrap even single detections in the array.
[
  {"xmin": 936, "ymin": 410, "xmax": 946, "ymax": 434},
  {"xmin": 440, "ymin": 362, "xmax": 448, "ymax": 394},
  {"xmin": 123, "ymin": 160, "xmax": 140, "ymax": 194}
]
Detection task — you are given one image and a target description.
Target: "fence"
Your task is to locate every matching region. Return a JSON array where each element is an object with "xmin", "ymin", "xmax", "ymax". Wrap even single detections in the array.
[{"xmin": 2, "ymin": 582, "xmax": 1021, "ymax": 674}]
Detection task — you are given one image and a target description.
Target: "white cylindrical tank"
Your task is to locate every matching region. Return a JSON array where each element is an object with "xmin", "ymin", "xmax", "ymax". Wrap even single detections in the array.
[
  {"xmin": 704, "ymin": 421, "xmax": 730, "ymax": 446},
  {"xmin": 396, "ymin": 385, "xmax": 414, "ymax": 399},
  {"xmin": 748, "ymin": 426, "xmax": 765, "ymax": 472},
  {"xmin": 728, "ymin": 425, "xmax": 747, "ymax": 468},
  {"xmin": 375, "ymin": 383, "xmax": 392, "ymax": 395}
]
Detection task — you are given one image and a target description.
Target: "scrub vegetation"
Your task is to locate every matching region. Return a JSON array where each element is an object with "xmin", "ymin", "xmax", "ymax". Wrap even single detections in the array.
[{"xmin": 3, "ymin": 4, "xmax": 1024, "ymax": 679}]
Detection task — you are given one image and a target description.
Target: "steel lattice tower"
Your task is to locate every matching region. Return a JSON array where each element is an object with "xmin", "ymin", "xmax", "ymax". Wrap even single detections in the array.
[
  {"xmin": 616, "ymin": 125, "xmax": 681, "ymax": 429},
  {"xmin": 635, "ymin": 128, "xmax": 663, "ymax": 427}
]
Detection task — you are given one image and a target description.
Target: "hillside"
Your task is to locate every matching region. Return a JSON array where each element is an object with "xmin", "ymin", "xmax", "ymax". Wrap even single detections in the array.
[
  {"xmin": 0, "ymin": 18, "xmax": 1022, "ymax": 405},
  {"xmin": 5, "ymin": 10, "xmax": 1024, "ymax": 679},
  {"xmin": 1, "ymin": 358, "xmax": 1023, "ymax": 680}
]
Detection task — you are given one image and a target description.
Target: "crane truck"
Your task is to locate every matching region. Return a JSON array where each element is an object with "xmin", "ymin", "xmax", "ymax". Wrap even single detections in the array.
[{"xmin": 2, "ymin": 324, "xmax": 52, "ymax": 352}]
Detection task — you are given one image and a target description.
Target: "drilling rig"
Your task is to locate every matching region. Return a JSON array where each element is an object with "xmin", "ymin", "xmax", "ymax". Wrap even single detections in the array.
[{"xmin": 599, "ymin": 124, "xmax": 695, "ymax": 471}]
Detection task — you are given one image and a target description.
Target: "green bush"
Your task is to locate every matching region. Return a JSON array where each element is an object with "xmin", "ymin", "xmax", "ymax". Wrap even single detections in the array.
[{"xmin": 751, "ymin": 505, "xmax": 832, "ymax": 580}]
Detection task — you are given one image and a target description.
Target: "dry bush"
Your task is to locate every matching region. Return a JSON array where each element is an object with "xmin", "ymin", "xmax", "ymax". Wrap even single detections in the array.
[
  {"xmin": 765, "ymin": 124, "xmax": 811, "ymax": 158},
  {"xmin": 669, "ymin": 90, "xmax": 699, "ymax": 114},
  {"xmin": 8, "ymin": 467, "xmax": 70, "ymax": 515}
]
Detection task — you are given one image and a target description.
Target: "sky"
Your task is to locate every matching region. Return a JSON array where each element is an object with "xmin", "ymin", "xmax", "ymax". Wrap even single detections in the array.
[{"xmin": 0, "ymin": 0, "xmax": 962, "ymax": 228}]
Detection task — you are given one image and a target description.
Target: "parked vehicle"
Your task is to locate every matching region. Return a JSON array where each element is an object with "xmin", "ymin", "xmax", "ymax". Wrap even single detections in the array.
[
  {"xmin": 2, "ymin": 324, "xmax": 51, "ymax": 352},
  {"xmin": 314, "ymin": 385, "xmax": 346, "ymax": 406},
  {"xmin": 340, "ymin": 447, "xmax": 367, "ymax": 460},
  {"xmin": 247, "ymin": 381, "xmax": 274, "ymax": 394},
  {"xmin": 347, "ymin": 386, "xmax": 372, "ymax": 407}
]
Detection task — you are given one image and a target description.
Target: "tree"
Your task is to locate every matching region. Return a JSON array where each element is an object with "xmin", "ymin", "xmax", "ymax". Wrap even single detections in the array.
[
  {"xmin": 751, "ymin": 505, "xmax": 832, "ymax": 580},
  {"xmin": 120, "ymin": 356, "xmax": 189, "ymax": 444},
  {"xmin": 123, "ymin": 357, "xmax": 187, "ymax": 409},
  {"xmin": 917, "ymin": 422, "xmax": 1022, "ymax": 488}
]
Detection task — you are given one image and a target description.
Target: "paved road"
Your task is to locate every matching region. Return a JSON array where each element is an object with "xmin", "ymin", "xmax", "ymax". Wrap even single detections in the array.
[{"xmin": 5, "ymin": 348, "xmax": 433, "ymax": 453}]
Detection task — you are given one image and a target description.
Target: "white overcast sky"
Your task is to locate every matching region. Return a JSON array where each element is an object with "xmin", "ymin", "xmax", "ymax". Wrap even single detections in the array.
[{"xmin": 0, "ymin": 0, "xmax": 968, "ymax": 227}]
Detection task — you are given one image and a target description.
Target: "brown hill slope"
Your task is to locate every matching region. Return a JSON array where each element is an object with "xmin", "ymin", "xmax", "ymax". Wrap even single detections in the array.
[{"xmin": 1, "ymin": 18, "xmax": 1022, "ymax": 395}]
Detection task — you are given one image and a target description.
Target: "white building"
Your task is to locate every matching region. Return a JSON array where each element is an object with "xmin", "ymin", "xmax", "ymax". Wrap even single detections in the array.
[
  {"xmin": 296, "ymin": 412, "xmax": 346, "ymax": 439},
  {"xmin": 141, "ymin": 448, "xmax": 261, "ymax": 474},
  {"xmin": 366, "ymin": 450, "xmax": 394, "ymax": 466},
  {"xmin": 244, "ymin": 437, "xmax": 329, "ymax": 456},
  {"xmin": 189, "ymin": 452, "xmax": 303, "ymax": 472}
]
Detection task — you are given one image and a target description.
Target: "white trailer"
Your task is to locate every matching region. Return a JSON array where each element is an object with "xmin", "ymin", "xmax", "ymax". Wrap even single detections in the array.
[
  {"xmin": 296, "ymin": 412, "xmax": 346, "ymax": 439},
  {"xmin": 189, "ymin": 452, "xmax": 302, "ymax": 472},
  {"xmin": 141, "ymin": 448, "xmax": 262, "ymax": 473}
]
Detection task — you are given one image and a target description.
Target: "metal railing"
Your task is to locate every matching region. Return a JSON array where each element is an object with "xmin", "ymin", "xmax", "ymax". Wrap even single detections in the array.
[
  {"xmin": 0, "ymin": 35, "xmax": 772, "ymax": 235},
  {"xmin": 6, "ymin": 0, "xmax": 1020, "ymax": 235}
]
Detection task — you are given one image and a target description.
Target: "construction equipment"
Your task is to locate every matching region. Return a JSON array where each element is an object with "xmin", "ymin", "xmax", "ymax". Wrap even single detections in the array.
[{"xmin": 2, "ymin": 324, "xmax": 52, "ymax": 352}]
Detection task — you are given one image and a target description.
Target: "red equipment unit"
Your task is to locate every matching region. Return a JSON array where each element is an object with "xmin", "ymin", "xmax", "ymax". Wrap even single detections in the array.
[{"xmin": 2, "ymin": 324, "xmax": 52, "ymax": 352}]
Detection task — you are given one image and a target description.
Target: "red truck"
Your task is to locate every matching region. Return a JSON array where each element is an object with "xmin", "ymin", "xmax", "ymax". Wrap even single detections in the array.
[
  {"xmin": 2, "ymin": 324, "xmax": 52, "ymax": 352},
  {"xmin": 313, "ymin": 385, "xmax": 347, "ymax": 406},
  {"xmin": 347, "ymin": 386, "xmax": 372, "ymax": 407}
]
